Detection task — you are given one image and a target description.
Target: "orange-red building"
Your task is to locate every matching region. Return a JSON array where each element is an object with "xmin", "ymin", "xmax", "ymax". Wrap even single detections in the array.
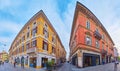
[{"xmin": 69, "ymin": 2, "xmax": 114, "ymax": 68}]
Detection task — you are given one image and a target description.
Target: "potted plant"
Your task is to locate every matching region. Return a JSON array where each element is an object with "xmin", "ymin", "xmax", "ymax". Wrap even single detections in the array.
[{"xmin": 46, "ymin": 60, "xmax": 54, "ymax": 71}]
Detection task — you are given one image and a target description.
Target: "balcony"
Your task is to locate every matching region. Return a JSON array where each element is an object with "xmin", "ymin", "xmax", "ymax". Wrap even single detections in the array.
[
  {"xmin": 26, "ymin": 47, "xmax": 36, "ymax": 54},
  {"xmin": 101, "ymin": 49, "xmax": 107, "ymax": 55},
  {"xmin": 94, "ymin": 31, "xmax": 102, "ymax": 40}
]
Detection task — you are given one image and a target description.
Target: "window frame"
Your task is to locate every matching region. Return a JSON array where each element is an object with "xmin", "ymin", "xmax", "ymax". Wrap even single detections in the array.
[
  {"xmin": 86, "ymin": 20, "xmax": 90, "ymax": 29},
  {"xmin": 95, "ymin": 39, "xmax": 99, "ymax": 48},
  {"xmin": 43, "ymin": 41, "xmax": 48, "ymax": 51},
  {"xmin": 85, "ymin": 35, "xmax": 92, "ymax": 46}
]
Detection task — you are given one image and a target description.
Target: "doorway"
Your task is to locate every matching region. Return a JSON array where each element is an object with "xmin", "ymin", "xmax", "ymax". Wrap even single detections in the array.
[
  {"xmin": 41, "ymin": 58, "xmax": 48, "ymax": 67},
  {"xmin": 29, "ymin": 57, "xmax": 36, "ymax": 68}
]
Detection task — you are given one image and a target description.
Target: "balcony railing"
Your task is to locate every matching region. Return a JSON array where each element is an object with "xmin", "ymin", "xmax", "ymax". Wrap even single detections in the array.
[
  {"xmin": 101, "ymin": 49, "xmax": 107, "ymax": 54},
  {"xmin": 94, "ymin": 31, "xmax": 102, "ymax": 40},
  {"xmin": 26, "ymin": 47, "xmax": 36, "ymax": 54}
]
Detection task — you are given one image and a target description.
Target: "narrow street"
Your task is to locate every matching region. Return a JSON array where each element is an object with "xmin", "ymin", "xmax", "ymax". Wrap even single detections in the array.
[
  {"xmin": 58, "ymin": 62, "xmax": 120, "ymax": 71},
  {"xmin": 0, "ymin": 63, "xmax": 44, "ymax": 71},
  {"xmin": 0, "ymin": 62, "xmax": 120, "ymax": 71}
]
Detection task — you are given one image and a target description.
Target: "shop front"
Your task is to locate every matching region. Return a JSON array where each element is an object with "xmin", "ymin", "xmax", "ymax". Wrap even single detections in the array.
[
  {"xmin": 41, "ymin": 57, "xmax": 48, "ymax": 67},
  {"xmin": 83, "ymin": 53, "xmax": 100, "ymax": 67},
  {"xmin": 72, "ymin": 54, "xmax": 78, "ymax": 66},
  {"xmin": 29, "ymin": 57, "xmax": 37, "ymax": 68}
]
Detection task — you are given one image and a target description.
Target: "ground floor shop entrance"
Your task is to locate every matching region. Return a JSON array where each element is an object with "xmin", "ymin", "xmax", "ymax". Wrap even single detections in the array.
[
  {"xmin": 72, "ymin": 54, "xmax": 78, "ymax": 66},
  {"xmin": 83, "ymin": 53, "xmax": 100, "ymax": 67},
  {"xmin": 29, "ymin": 57, "xmax": 36, "ymax": 68},
  {"xmin": 41, "ymin": 58, "xmax": 48, "ymax": 67}
]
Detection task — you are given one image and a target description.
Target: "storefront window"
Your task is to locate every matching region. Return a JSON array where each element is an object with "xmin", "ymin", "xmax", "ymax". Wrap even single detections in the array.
[
  {"xmin": 25, "ymin": 57, "xmax": 28, "ymax": 65},
  {"xmin": 96, "ymin": 57, "xmax": 99, "ymax": 65},
  {"xmin": 16, "ymin": 57, "xmax": 20, "ymax": 64}
]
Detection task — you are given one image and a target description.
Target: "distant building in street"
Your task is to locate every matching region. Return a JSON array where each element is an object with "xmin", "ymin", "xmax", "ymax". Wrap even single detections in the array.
[
  {"xmin": 0, "ymin": 51, "xmax": 9, "ymax": 62},
  {"xmin": 114, "ymin": 47, "xmax": 119, "ymax": 61},
  {"xmin": 69, "ymin": 1, "xmax": 115, "ymax": 68},
  {"xmin": 9, "ymin": 10, "xmax": 66, "ymax": 69},
  {"xmin": 0, "ymin": 53, "xmax": 2, "ymax": 61}
]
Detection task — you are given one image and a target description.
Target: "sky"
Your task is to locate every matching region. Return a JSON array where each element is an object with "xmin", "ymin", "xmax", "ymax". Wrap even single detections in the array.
[{"xmin": 0, "ymin": 0, "xmax": 120, "ymax": 58}]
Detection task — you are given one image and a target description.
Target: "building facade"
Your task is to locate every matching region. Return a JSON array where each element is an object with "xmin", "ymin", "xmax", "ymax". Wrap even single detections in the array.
[
  {"xmin": 69, "ymin": 2, "xmax": 114, "ymax": 68},
  {"xmin": 9, "ymin": 10, "xmax": 66, "ymax": 69},
  {"xmin": 0, "ymin": 51, "xmax": 9, "ymax": 62},
  {"xmin": 0, "ymin": 53, "xmax": 2, "ymax": 62}
]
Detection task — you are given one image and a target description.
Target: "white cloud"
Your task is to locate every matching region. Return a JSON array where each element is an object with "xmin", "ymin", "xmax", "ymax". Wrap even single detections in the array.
[
  {"xmin": 0, "ymin": 20, "xmax": 23, "ymax": 33},
  {"xmin": 0, "ymin": 20, "xmax": 24, "ymax": 52}
]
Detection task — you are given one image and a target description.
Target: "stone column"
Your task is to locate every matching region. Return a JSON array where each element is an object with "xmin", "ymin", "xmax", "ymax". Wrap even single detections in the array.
[
  {"xmin": 36, "ymin": 55, "xmax": 41, "ymax": 68},
  {"xmin": 28, "ymin": 56, "xmax": 30, "ymax": 67}
]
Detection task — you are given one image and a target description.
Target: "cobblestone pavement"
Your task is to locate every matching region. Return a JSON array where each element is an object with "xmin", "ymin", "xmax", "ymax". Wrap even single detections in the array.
[
  {"xmin": 57, "ymin": 62, "xmax": 120, "ymax": 71},
  {"xmin": 72, "ymin": 63, "xmax": 120, "ymax": 71},
  {"xmin": 0, "ymin": 63, "xmax": 45, "ymax": 71},
  {"xmin": 0, "ymin": 62, "xmax": 120, "ymax": 71}
]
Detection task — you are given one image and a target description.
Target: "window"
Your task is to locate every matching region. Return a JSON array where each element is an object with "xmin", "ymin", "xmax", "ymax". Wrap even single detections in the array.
[
  {"xmin": 33, "ymin": 22, "xmax": 36, "ymax": 25},
  {"xmin": 107, "ymin": 47, "xmax": 108, "ymax": 52},
  {"xmin": 26, "ymin": 43, "xmax": 30, "ymax": 49},
  {"xmin": 102, "ymin": 34, "xmax": 104, "ymax": 40},
  {"xmin": 52, "ymin": 35, "xmax": 55, "ymax": 43},
  {"xmin": 43, "ymin": 24, "xmax": 49, "ymax": 38},
  {"xmin": 86, "ymin": 36, "xmax": 92, "ymax": 45},
  {"xmin": 52, "ymin": 46, "xmax": 55, "ymax": 53},
  {"xmin": 106, "ymin": 38, "xmax": 108, "ymax": 43},
  {"xmin": 32, "ymin": 40, "xmax": 37, "ymax": 47},
  {"xmin": 32, "ymin": 27, "xmax": 37, "ymax": 37},
  {"xmin": 28, "ymin": 27, "xmax": 30, "ymax": 30},
  {"xmin": 95, "ymin": 40, "xmax": 99, "ymax": 48},
  {"xmin": 86, "ymin": 20, "xmax": 90, "ymax": 29},
  {"xmin": 19, "ymin": 39, "xmax": 21, "ymax": 43},
  {"xmin": 96, "ymin": 28, "xmax": 99, "ymax": 32},
  {"xmin": 27, "ymin": 32, "xmax": 29, "ymax": 38},
  {"xmin": 22, "ymin": 44, "xmax": 24, "ymax": 52},
  {"xmin": 43, "ymin": 41, "xmax": 48, "ymax": 51},
  {"xmin": 102, "ymin": 43, "xmax": 104, "ymax": 49},
  {"xmin": 22, "ymin": 36, "xmax": 25, "ymax": 41},
  {"xmin": 17, "ymin": 48, "xmax": 20, "ymax": 54}
]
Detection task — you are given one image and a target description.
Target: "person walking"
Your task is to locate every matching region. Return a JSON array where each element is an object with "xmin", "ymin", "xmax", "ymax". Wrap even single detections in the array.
[
  {"xmin": 21, "ymin": 58, "xmax": 24, "ymax": 68},
  {"xmin": 14, "ymin": 60, "xmax": 16, "ymax": 68}
]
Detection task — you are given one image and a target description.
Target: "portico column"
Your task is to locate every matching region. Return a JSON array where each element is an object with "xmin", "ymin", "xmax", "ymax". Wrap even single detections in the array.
[{"xmin": 36, "ymin": 55, "xmax": 41, "ymax": 68}]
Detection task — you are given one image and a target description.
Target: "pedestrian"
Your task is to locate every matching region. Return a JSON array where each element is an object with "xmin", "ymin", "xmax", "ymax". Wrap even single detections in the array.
[
  {"xmin": 14, "ymin": 61, "xmax": 16, "ymax": 68},
  {"xmin": 14, "ymin": 58, "xmax": 17, "ymax": 68}
]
